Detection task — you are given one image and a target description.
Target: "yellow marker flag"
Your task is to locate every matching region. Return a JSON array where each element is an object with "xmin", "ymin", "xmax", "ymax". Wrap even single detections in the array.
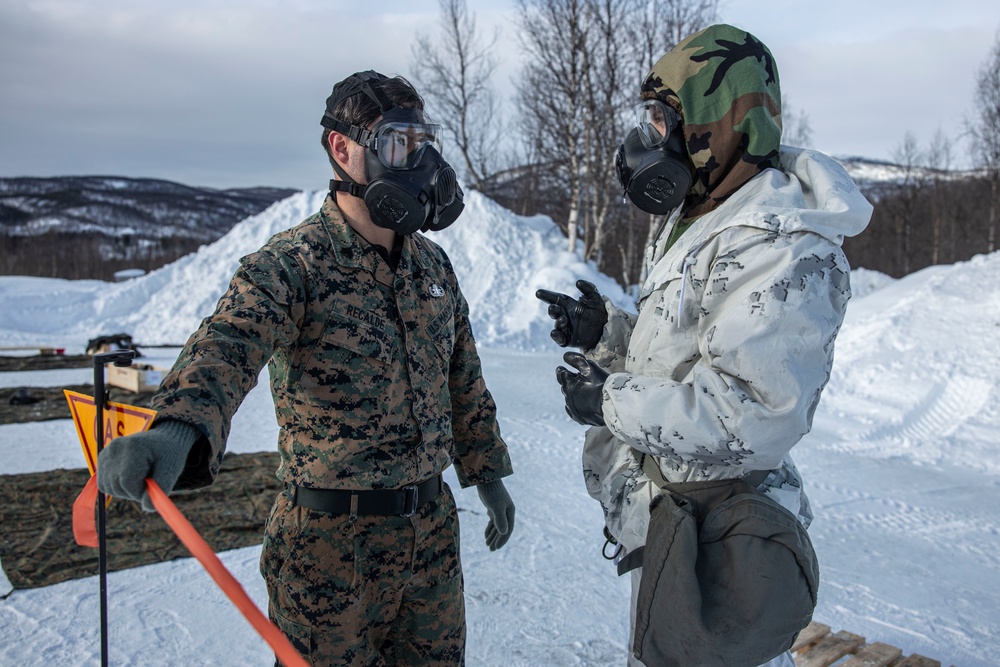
[
  {"xmin": 64, "ymin": 389, "xmax": 157, "ymax": 475},
  {"xmin": 64, "ymin": 390, "xmax": 158, "ymax": 547}
]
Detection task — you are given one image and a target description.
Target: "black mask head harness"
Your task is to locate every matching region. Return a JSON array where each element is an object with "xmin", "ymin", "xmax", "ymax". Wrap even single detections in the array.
[
  {"xmin": 321, "ymin": 71, "xmax": 464, "ymax": 235},
  {"xmin": 615, "ymin": 101, "xmax": 692, "ymax": 215}
]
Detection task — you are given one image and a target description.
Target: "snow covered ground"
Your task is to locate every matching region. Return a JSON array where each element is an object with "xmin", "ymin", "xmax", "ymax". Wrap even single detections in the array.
[{"xmin": 1, "ymin": 189, "xmax": 998, "ymax": 666}]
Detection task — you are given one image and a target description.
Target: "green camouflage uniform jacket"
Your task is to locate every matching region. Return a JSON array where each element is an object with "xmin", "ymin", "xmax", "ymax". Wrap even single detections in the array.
[{"xmin": 151, "ymin": 195, "xmax": 513, "ymax": 492}]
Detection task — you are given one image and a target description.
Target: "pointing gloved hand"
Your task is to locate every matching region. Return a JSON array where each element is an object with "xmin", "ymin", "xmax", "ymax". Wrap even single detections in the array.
[
  {"xmin": 477, "ymin": 479, "xmax": 515, "ymax": 551},
  {"xmin": 535, "ymin": 279, "xmax": 608, "ymax": 350},
  {"xmin": 556, "ymin": 351, "xmax": 610, "ymax": 427},
  {"xmin": 96, "ymin": 419, "xmax": 200, "ymax": 512}
]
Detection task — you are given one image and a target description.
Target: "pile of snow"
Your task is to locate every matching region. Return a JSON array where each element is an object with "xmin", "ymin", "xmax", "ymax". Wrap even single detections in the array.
[
  {"xmin": 823, "ymin": 254, "xmax": 1000, "ymax": 475},
  {"xmin": 847, "ymin": 266, "xmax": 895, "ymax": 300},
  {"xmin": 0, "ymin": 190, "xmax": 631, "ymax": 351},
  {"xmin": 434, "ymin": 192, "xmax": 631, "ymax": 347}
]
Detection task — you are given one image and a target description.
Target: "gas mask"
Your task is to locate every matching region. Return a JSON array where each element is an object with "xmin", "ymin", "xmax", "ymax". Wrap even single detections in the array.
[
  {"xmin": 615, "ymin": 99, "xmax": 692, "ymax": 215},
  {"xmin": 321, "ymin": 72, "xmax": 464, "ymax": 236}
]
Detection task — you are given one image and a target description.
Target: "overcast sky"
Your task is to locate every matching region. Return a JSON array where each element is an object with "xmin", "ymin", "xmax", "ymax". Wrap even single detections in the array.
[{"xmin": 1, "ymin": 0, "xmax": 998, "ymax": 191}]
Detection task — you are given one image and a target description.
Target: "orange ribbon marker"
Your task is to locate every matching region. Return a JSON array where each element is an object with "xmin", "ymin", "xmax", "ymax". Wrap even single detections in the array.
[
  {"xmin": 65, "ymin": 387, "xmax": 308, "ymax": 666},
  {"xmin": 71, "ymin": 476, "xmax": 102, "ymax": 548},
  {"xmin": 145, "ymin": 479, "xmax": 310, "ymax": 667}
]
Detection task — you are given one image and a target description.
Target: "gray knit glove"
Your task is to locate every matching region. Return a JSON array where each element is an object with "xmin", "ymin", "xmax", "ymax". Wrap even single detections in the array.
[
  {"xmin": 96, "ymin": 419, "xmax": 200, "ymax": 512},
  {"xmin": 477, "ymin": 479, "xmax": 515, "ymax": 551}
]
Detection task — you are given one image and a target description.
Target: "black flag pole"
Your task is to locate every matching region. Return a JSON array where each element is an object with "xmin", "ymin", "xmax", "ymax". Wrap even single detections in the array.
[{"xmin": 92, "ymin": 349, "xmax": 136, "ymax": 667}]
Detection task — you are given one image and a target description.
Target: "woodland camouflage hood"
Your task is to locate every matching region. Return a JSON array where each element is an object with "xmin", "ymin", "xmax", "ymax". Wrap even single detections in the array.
[{"xmin": 641, "ymin": 23, "xmax": 782, "ymax": 220}]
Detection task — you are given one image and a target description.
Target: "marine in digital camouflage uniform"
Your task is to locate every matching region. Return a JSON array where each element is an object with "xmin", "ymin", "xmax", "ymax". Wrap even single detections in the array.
[
  {"xmin": 97, "ymin": 71, "xmax": 515, "ymax": 666},
  {"xmin": 538, "ymin": 24, "xmax": 872, "ymax": 667}
]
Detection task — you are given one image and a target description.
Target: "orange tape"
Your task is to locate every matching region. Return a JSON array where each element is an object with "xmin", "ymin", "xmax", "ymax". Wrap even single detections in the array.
[
  {"xmin": 72, "ymin": 475, "xmax": 100, "ymax": 548},
  {"xmin": 145, "ymin": 479, "xmax": 310, "ymax": 667}
]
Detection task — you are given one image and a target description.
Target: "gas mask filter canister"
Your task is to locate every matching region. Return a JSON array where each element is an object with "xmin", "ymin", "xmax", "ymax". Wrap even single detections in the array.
[{"xmin": 615, "ymin": 101, "xmax": 692, "ymax": 215}]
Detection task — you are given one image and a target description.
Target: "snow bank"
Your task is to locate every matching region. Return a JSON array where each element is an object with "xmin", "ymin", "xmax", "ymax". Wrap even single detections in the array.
[{"xmin": 0, "ymin": 190, "xmax": 632, "ymax": 351}]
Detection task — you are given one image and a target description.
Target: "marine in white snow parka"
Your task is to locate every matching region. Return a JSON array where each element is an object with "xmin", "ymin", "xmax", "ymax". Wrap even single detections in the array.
[
  {"xmin": 578, "ymin": 23, "xmax": 874, "ymax": 561},
  {"xmin": 583, "ymin": 145, "xmax": 873, "ymax": 556}
]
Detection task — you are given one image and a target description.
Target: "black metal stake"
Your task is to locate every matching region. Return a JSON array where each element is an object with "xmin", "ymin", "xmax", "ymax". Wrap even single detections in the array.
[{"xmin": 93, "ymin": 350, "xmax": 136, "ymax": 667}]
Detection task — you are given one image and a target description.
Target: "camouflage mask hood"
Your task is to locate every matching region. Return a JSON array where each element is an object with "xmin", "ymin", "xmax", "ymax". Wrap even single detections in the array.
[{"xmin": 641, "ymin": 24, "xmax": 782, "ymax": 220}]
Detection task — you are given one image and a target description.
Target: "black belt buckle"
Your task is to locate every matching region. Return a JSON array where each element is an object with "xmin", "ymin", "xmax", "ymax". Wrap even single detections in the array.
[{"xmin": 400, "ymin": 485, "xmax": 419, "ymax": 517}]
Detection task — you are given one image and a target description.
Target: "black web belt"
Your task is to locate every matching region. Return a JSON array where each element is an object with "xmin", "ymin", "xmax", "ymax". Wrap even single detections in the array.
[{"xmin": 287, "ymin": 475, "xmax": 443, "ymax": 519}]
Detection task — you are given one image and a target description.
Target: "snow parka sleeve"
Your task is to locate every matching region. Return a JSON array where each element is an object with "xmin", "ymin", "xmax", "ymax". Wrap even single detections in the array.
[
  {"xmin": 587, "ymin": 302, "xmax": 637, "ymax": 374},
  {"xmin": 601, "ymin": 225, "xmax": 852, "ymax": 473}
]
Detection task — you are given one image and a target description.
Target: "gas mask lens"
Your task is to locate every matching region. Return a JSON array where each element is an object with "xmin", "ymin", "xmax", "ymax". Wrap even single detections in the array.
[
  {"xmin": 373, "ymin": 122, "xmax": 443, "ymax": 169},
  {"xmin": 635, "ymin": 99, "xmax": 678, "ymax": 150}
]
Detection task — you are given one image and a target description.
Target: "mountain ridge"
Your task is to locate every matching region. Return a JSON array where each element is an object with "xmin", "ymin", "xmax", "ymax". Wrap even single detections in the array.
[
  {"xmin": 2, "ymin": 156, "xmax": 978, "ymax": 241},
  {"xmin": 0, "ymin": 175, "xmax": 296, "ymax": 241}
]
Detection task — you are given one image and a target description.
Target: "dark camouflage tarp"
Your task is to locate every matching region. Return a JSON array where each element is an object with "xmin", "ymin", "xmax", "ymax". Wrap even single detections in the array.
[
  {"xmin": 0, "ymin": 354, "xmax": 92, "ymax": 372},
  {"xmin": 0, "ymin": 451, "xmax": 281, "ymax": 590},
  {"xmin": 0, "ymin": 383, "xmax": 154, "ymax": 424}
]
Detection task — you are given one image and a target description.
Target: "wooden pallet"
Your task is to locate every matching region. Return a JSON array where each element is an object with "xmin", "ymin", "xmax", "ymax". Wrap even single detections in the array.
[{"xmin": 793, "ymin": 622, "xmax": 947, "ymax": 667}]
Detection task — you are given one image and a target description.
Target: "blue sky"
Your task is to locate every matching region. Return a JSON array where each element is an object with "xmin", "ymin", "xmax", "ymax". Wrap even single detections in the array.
[{"xmin": 1, "ymin": 0, "xmax": 998, "ymax": 190}]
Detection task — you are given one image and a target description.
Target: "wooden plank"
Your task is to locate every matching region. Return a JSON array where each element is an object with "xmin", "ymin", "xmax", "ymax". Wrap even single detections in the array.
[
  {"xmin": 839, "ymin": 642, "xmax": 903, "ymax": 667},
  {"xmin": 795, "ymin": 630, "xmax": 866, "ymax": 667},
  {"xmin": 893, "ymin": 656, "xmax": 941, "ymax": 667},
  {"xmin": 792, "ymin": 623, "xmax": 949, "ymax": 667},
  {"xmin": 793, "ymin": 622, "xmax": 831, "ymax": 652}
]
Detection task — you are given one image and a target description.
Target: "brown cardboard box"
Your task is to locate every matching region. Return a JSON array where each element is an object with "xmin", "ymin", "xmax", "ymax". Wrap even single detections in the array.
[{"xmin": 106, "ymin": 364, "xmax": 165, "ymax": 393}]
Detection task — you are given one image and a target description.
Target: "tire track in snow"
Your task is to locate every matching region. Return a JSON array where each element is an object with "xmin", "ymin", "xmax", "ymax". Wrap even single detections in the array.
[
  {"xmin": 825, "ymin": 374, "xmax": 993, "ymax": 458},
  {"xmin": 807, "ymin": 474, "xmax": 1000, "ymax": 575},
  {"xmin": 861, "ymin": 375, "xmax": 992, "ymax": 444}
]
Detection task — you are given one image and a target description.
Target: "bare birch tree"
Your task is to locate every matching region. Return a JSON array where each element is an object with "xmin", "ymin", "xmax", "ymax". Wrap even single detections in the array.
[
  {"xmin": 968, "ymin": 28, "xmax": 1000, "ymax": 253},
  {"xmin": 926, "ymin": 128, "xmax": 954, "ymax": 265},
  {"xmin": 514, "ymin": 0, "xmax": 590, "ymax": 253},
  {"xmin": 781, "ymin": 95, "xmax": 813, "ymax": 148},
  {"xmin": 580, "ymin": 0, "xmax": 635, "ymax": 262},
  {"xmin": 411, "ymin": 0, "xmax": 503, "ymax": 191},
  {"xmin": 890, "ymin": 132, "xmax": 926, "ymax": 276},
  {"xmin": 511, "ymin": 0, "xmax": 717, "ymax": 277}
]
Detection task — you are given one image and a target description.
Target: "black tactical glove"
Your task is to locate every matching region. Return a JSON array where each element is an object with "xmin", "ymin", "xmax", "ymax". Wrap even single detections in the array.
[
  {"xmin": 535, "ymin": 279, "xmax": 608, "ymax": 350},
  {"xmin": 477, "ymin": 479, "xmax": 516, "ymax": 551},
  {"xmin": 556, "ymin": 351, "xmax": 609, "ymax": 427},
  {"xmin": 97, "ymin": 419, "xmax": 200, "ymax": 512}
]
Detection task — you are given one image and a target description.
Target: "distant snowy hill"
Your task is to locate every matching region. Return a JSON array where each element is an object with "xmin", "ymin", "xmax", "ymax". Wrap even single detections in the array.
[
  {"xmin": 833, "ymin": 155, "xmax": 979, "ymax": 198},
  {"xmin": 0, "ymin": 159, "xmax": 981, "ymax": 242},
  {"xmin": 0, "ymin": 176, "xmax": 295, "ymax": 242},
  {"xmin": 0, "ymin": 189, "xmax": 632, "ymax": 350},
  {"xmin": 0, "ymin": 160, "xmax": 978, "ymax": 280}
]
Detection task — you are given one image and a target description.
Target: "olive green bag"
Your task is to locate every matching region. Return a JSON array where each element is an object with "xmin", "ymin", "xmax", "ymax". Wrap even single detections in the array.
[{"xmin": 618, "ymin": 457, "xmax": 820, "ymax": 667}]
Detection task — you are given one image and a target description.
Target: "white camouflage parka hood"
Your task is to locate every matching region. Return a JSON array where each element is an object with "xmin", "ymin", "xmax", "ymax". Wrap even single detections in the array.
[{"xmin": 582, "ymin": 24, "xmax": 873, "ymax": 555}]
